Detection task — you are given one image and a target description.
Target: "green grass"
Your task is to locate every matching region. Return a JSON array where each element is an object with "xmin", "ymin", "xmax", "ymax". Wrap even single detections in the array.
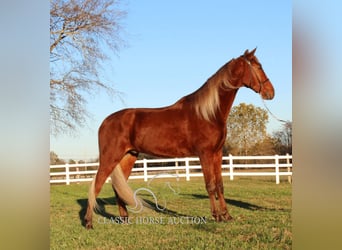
[{"xmin": 50, "ymin": 177, "xmax": 291, "ymax": 249}]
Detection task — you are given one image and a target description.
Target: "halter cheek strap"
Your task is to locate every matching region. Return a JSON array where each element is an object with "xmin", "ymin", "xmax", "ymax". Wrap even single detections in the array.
[{"xmin": 242, "ymin": 58, "xmax": 253, "ymax": 88}]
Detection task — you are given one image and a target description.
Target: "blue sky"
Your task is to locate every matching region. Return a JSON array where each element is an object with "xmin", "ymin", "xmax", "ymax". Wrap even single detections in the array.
[{"xmin": 51, "ymin": 1, "xmax": 292, "ymax": 160}]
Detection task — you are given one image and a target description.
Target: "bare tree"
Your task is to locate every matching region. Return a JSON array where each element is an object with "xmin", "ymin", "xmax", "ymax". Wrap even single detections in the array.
[
  {"xmin": 50, "ymin": 0, "xmax": 126, "ymax": 135},
  {"xmin": 50, "ymin": 151, "xmax": 65, "ymax": 165},
  {"xmin": 273, "ymin": 121, "xmax": 292, "ymax": 154}
]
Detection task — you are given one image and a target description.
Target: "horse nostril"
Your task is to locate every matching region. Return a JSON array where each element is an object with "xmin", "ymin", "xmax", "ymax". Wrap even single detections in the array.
[
  {"xmin": 263, "ymin": 91, "xmax": 274, "ymax": 100},
  {"xmin": 269, "ymin": 92, "xmax": 275, "ymax": 100}
]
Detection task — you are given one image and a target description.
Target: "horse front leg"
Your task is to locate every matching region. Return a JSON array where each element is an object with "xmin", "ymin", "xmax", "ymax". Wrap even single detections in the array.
[
  {"xmin": 200, "ymin": 154, "xmax": 221, "ymax": 222},
  {"xmin": 213, "ymin": 151, "xmax": 233, "ymax": 221}
]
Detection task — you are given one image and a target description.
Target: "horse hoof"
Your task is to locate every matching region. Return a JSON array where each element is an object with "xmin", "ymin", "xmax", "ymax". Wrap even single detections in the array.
[
  {"xmin": 212, "ymin": 214, "xmax": 222, "ymax": 222},
  {"xmin": 218, "ymin": 211, "xmax": 233, "ymax": 222},
  {"xmin": 222, "ymin": 214, "xmax": 233, "ymax": 221},
  {"xmin": 85, "ymin": 219, "xmax": 94, "ymax": 229}
]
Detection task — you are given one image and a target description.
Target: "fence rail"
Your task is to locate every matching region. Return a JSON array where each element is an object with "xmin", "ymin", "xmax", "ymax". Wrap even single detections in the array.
[{"xmin": 50, "ymin": 154, "xmax": 292, "ymax": 185}]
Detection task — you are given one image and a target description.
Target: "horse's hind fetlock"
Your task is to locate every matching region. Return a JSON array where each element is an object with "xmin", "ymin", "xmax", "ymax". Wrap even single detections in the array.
[
  {"xmin": 84, "ymin": 208, "xmax": 94, "ymax": 229},
  {"xmin": 85, "ymin": 218, "xmax": 93, "ymax": 229}
]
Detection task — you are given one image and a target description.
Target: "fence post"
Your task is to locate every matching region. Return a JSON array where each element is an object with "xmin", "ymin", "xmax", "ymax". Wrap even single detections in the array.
[
  {"xmin": 286, "ymin": 153, "xmax": 292, "ymax": 184},
  {"xmin": 143, "ymin": 158, "xmax": 148, "ymax": 182},
  {"xmin": 185, "ymin": 158, "xmax": 190, "ymax": 181},
  {"xmin": 76, "ymin": 167, "xmax": 80, "ymax": 184},
  {"xmin": 275, "ymin": 155, "xmax": 280, "ymax": 184},
  {"xmin": 175, "ymin": 158, "xmax": 179, "ymax": 176},
  {"xmin": 65, "ymin": 163, "xmax": 70, "ymax": 185},
  {"xmin": 229, "ymin": 154, "xmax": 234, "ymax": 181}
]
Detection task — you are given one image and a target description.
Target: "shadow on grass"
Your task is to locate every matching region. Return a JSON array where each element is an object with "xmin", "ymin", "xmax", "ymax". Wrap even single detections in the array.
[
  {"xmin": 142, "ymin": 199, "xmax": 192, "ymax": 217},
  {"xmin": 77, "ymin": 196, "xmax": 193, "ymax": 228},
  {"xmin": 190, "ymin": 193, "xmax": 290, "ymax": 212},
  {"xmin": 77, "ymin": 192, "xmax": 289, "ymax": 227},
  {"xmin": 77, "ymin": 197, "xmax": 119, "ymax": 227}
]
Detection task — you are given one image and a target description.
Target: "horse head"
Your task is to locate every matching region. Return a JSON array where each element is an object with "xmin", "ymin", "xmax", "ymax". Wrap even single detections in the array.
[{"xmin": 226, "ymin": 48, "xmax": 275, "ymax": 100}]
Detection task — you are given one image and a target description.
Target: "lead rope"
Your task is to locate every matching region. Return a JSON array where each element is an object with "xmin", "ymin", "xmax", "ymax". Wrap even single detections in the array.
[
  {"xmin": 261, "ymin": 97, "xmax": 288, "ymax": 123},
  {"xmin": 245, "ymin": 57, "xmax": 288, "ymax": 124}
]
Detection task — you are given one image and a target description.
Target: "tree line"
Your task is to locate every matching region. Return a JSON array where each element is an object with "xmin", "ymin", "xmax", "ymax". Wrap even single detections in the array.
[
  {"xmin": 50, "ymin": 151, "xmax": 98, "ymax": 165},
  {"xmin": 223, "ymin": 103, "xmax": 292, "ymax": 157}
]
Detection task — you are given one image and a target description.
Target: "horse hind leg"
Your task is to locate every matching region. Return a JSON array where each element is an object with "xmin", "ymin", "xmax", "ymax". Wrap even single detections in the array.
[
  {"xmin": 111, "ymin": 152, "xmax": 137, "ymax": 221},
  {"xmin": 84, "ymin": 177, "xmax": 97, "ymax": 229},
  {"xmin": 84, "ymin": 153, "xmax": 119, "ymax": 229}
]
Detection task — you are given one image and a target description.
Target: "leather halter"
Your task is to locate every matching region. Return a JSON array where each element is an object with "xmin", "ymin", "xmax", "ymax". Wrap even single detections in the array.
[{"xmin": 223, "ymin": 57, "xmax": 269, "ymax": 92}]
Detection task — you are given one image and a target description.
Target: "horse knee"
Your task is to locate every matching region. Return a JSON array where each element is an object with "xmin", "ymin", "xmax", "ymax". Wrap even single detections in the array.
[
  {"xmin": 216, "ymin": 182, "xmax": 224, "ymax": 194},
  {"xmin": 205, "ymin": 181, "xmax": 216, "ymax": 195}
]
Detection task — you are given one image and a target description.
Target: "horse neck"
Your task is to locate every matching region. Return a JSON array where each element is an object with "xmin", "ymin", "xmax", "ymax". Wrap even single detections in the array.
[
  {"xmin": 209, "ymin": 62, "xmax": 239, "ymax": 123},
  {"xmin": 217, "ymin": 88, "xmax": 238, "ymax": 123},
  {"xmin": 179, "ymin": 59, "xmax": 238, "ymax": 123}
]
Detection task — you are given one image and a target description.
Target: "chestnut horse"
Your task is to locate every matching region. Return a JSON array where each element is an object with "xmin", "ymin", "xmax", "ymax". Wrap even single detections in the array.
[{"xmin": 85, "ymin": 48, "xmax": 274, "ymax": 229}]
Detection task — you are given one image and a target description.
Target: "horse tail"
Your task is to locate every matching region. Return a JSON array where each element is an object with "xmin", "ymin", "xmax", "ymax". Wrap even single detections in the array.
[{"xmin": 111, "ymin": 164, "xmax": 139, "ymax": 207}]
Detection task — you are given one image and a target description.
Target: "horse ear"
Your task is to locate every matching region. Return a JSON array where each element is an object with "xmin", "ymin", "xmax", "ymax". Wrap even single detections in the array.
[
  {"xmin": 244, "ymin": 48, "xmax": 257, "ymax": 59},
  {"xmin": 250, "ymin": 47, "xmax": 257, "ymax": 55}
]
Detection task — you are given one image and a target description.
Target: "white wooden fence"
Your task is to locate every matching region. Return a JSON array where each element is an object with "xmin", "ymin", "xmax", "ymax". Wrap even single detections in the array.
[{"xmin": 50, "ymin": 154, "xmax": 292, "ymax": 185}]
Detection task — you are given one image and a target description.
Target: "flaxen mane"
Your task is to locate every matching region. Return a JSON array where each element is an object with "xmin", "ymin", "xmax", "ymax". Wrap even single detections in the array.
[{"xmin": 185, "ymin": 60, "xmax": 234, "ymax": 121}]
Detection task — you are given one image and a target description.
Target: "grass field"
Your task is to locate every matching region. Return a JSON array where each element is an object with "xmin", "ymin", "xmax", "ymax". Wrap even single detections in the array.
[{"xmin": 50, "ymin": 177, "xmax": 292, "ymax": 249}]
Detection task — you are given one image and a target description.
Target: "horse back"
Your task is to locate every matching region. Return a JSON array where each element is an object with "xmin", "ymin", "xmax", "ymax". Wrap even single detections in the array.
[{"xmin": 99, "ymin": 105, "xmax": 225, "ymax": 158}]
